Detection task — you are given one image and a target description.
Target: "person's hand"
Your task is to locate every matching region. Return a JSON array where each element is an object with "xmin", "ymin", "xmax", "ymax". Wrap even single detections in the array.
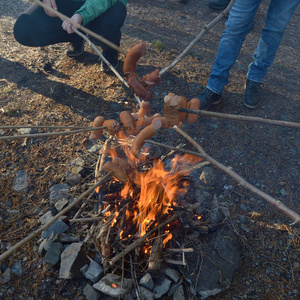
[
  {"xmin": 42, "ymin": 0, "xmax": 58, "ymax": 17},
  {"xmin": 62, "ymin": 14, "xmax": 83, "ymax": 34}
]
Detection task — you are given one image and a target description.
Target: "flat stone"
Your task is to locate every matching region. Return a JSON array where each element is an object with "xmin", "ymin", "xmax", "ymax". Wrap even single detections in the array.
[
  {"xmin": 153, "ymin": 278, "xmax": 172, "ymax": 299},
  {"xmin": 39, "ymin": 210, "xmax": 55, "ymax": 225},
  {"xmin": 83, "ymin": 261, "xmax": 104, "ymax": 283},
  {"xmin": 88, "ymin": 145, "xmax": 102, "ymax": 153},
  {"xmin": 44, "ymin": 242, "xmax": 64, "ymax": 267},
  {"xmin": 18, "ymin": 128, "xmax": 35, "ymax": 135},
  {"xmin": 12, "ymin": 170, "xmax": 28, "ymax": 192},
  {"xmin": 71, "ymin": 166, "xmax": 85, "ymax": 176},
  {"xmin": 0, "ymin": 268, "xmax": 11, "ymax": 284},
  {"xmin": 168, "ymin": 279, "xmax": 183, "ymax": 297},
  {"xmin": 173, "ymin": 284, "xmax": 185, "ymax": 300},
  {"xmin": 52, "ymin": 233, "xmax": 80, "ymax": 244},
  {"xmin": 164, "ymin": 268, "xmax": 181, "ymax": 283},
  {"xmin": 49, "ymin": 183, "xmax": 71, "ymax": 205},
  {"xmin": 11, "ymin": 261, "xmax": 22, "ymax": 276},
  {"xmin": 42, "ymin": 219, "xmax": 69, "ymax": 239},
  {"xmin": 93, "ymin": 274, "xmax": 133, "ymax": 297},
  {"xmin": 66, "ymin": 173, "xmax": 81, "ymax": 186},
  {"xmin": 179, "ymin": 227, "xmax": 240, "ymax": 298},
  {"xmin": 70, "ymin": 158, "xmax": 85, "ymax": 167},
  {"xmin": 139, "ymin": 273, "xmax": 154, "ymax": 291},
  {"xmin": 139, "ymin": 286, "xmax": 154, "ymax": 300},
  {"xmin": 59, "ymin": 242, "xmax": 89, "ymax": 279},
  {"xmin": 55, "ymin": 198, "xmax": 69, "ymax": 211},
  {"xmin": 83, "ymin": 283, "xmax": 101, "ymax": 300}
]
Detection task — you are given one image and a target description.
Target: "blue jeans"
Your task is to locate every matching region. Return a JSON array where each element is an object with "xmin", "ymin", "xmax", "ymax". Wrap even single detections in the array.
[{"xmin": 207, "ymin": 0, "xmax": 300, "ymax": 95}]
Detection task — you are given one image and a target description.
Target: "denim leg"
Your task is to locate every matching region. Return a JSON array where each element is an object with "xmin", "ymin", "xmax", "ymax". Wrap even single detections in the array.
[
  {"xmin": 207, "ymin": 0, "xmax": 262, "ymax": 94},
  {"xmin": 247, "ymin": 0, "xmax": 300, "ymax": 82}
]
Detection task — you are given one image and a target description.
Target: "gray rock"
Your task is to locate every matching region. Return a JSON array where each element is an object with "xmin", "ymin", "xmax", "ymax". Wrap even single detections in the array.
[
  {"xmin": 44, "ymin": 242, "xmax": 64, "ymax": 267},
  {"xmin": 82, "ymin": 261, "xmax": 104, "ymax": 283},
  {"xmin": 42, "ymin": 219, "xmax": 69, "ymax": 239},
  {"xmin": 168, "ymin": 279, "xmax": 183, "ymax": 297},
  {"xmin": 83, "ymin": 283, "xmax": 101, "ymax": 300},
  {"xmin": 139, "ymin": 273, "xmax": 154, "ymax": 291},
  {"xmin": 59, "ymin": 242, "xmax": 89, "ymax": 279},
  {"xmin": 55, "ymin": 198, "xmax": 69, "ymax": 211},
  {"xmin": 11, "ymin": 261, "xmax": 22, "ymax": 276},
  {"xmin": 173, "ymin": 284, "xmax": 185, "ymax": 300},
  {"xmin": 18, "ymin": 128, "xmax": 35, "ymax": 135},
  {"xmin": 139, "ymin": 286, "xmax": 154, "ymax": 300},
  {"xmin": 0, "ymin": 268, "xmax": 11, "ymax": 284},
  {"xmin": 179, "ymin": 227, "xmax": 240, "ymax": 298},
  {"xmin": 164, "ymin": 268, "xmax": 181, "ymax": 283},
  {"xmin": 280, "ymin": 188, "xmax": 288, "ymax": 196},
  {"xmin": 88, "ymin": 145, "xmax": 102, "ymax": 153},
  {"xmin": 52, "ymin": 233, "xmax": 80, "ymax": 244},
  {"xmin": 39, "ymin": 210, "xmax": 55, "ymax": 225},
  {"xmin": 70, "ymin": 158, "xmax": 85, "ymax": 167},
  {"xmin": 49, "ymin": 183, "xmax": 71, "ymax": 205},
  {"xmin": 153, "ymin": 278, "xmax": 172, "ymax": 299},
  {"xmin": 66, "ymin": 173, "xmax": 81, "ymax": 186},
  {"xmin": 240, "ymin": 203, "xmax": 248, "ymax": 211},
  {"xmin": 71, "ymin": 166, "xmax": 85, "ymax": 176},
  {"xmin": 12, "ymin": 170, "xmax": 28, "ymax": 192},
  {"xmin": 93, "ymin": 274, "xmax": 133, "ymax": 297},
  {"xmin": 39, "ymin": 236, "xmax": 54, "ymax": 254}
]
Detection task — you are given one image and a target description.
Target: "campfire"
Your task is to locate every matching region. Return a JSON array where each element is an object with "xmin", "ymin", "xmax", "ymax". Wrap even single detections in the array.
[{"xmin": 93, "ymin": 130, "xmax": 204, "ymax": 273}]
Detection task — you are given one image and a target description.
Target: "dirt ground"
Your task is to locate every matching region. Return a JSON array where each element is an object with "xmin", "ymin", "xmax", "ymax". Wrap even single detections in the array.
[{"xmin": 0, "ymin": 0, "xmax": 300, "ymax": 299}]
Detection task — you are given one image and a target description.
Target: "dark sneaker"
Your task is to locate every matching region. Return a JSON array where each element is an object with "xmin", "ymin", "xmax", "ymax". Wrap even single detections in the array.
[
  {"xmin": 100, "ymin": 51, "xmax": 119, "ymax": 73},
  {"xmin": 209, "ymin": 0, "xmax": 231, "ymax": 10},
  {"xmin": 196, "ymin": 88, "xmax": 223, "ymax": 110},
  {"xmin": 243, "ymin": 79, "xmax": 261, "ymax": 109},
  {"xmin": 66, "ymin": 37, "xmax": 84, "ymax": 58}
]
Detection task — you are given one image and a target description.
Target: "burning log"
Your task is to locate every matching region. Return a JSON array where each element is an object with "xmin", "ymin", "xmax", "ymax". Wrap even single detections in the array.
[{"xmin": 147, "ymin": 235, "xmax": 164, "ymax": 272}]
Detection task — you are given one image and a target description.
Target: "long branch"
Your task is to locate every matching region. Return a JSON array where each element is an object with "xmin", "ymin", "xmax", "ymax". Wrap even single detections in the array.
[
  {"xmin": 179, "ymin": 108, "xmax": 300, "ymax": 129},
  {"xmin": 0, "ymin": 127, "xmax": 106, "ymax": 141},
  {"xmin": 108, "ymin": 213, "xmax": 179, "ymax": 266},
  {"xmin": 159, "ymin": 0, "xmax": 235, "ymax": 76},
  {"xmin": 173, "ymin": 126, "xmax": 300, "ymax": 224},
  {"xmin": 0, "ymin": 172, "xmax": 112, "ymax": 263},
  {"xmin": 31, "ymin": 0, "xmax": 124, "ymax": 54}
]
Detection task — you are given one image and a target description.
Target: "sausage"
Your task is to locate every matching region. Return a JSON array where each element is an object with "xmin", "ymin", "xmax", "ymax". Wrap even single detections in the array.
[
  {"xmin": 141, "ymin": 69, "xmax": 161, "ymax": 87},
  {"xmin": 90, "ymin": 116, "xmax": 105, "ymax": 140},
  {"xmin": 131, "ymin": 123, "xmax": 161, "ymax": 157},
  {"xmin": 103, "ymin": 119, "xmax": 120, "ymax": 135},
  {"xmin": 140, "ymin": 113, "xmax": 161, "ymax": 127},
  {"xmin": 123, "ymin": 42, "xmax": 147, "ymax": 74},
  {"xmin": 152, "ymin": 116, "xmax": 169, "ymax": 128},
  {"xmin": 179, "ymin": 96, "xmax": 187, "ymax": 122},
  {"xmin": 137, "ymin": 100, "xmax": 151, "ymax": 118},
  {"xmin": 186, "ymin": 98, "xmax": 201, "ymax": 123},
  {"xmin": 120, "ymin": 111, "xmax": 135, "ymax": 134},
  {"xmin": 164, "ymin": 93, "xmax": 181, "ymax": 126},
  {"xmin": 103, "ymin": 161, "xmax": 128, "ymax": 183},
  {"xmin": 125, "ymin": 72, "xmax": 153, "ymax": 101}
]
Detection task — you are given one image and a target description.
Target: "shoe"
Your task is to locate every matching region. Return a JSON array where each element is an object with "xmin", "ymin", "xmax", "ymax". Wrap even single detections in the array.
[
  {"xmin": 209, "ymin": 0, "xmax": 231, "ymax": 10},
  {"xmin": 100, "ymin": 50, "xmax": 119, "ymax": 73},
  {"xmin": 66, "ymin": 37, "xmax": 84, "ymax": 58},
  {"xmin": 243, "ymin": 79, "xmax": 261, "ymax": 109},
  {"xmin": 196, "ymin": 88, "xmax": 223, "ymax": 110}
]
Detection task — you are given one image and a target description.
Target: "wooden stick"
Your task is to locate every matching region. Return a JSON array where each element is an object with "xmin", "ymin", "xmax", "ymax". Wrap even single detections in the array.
[
  {"xmin": 0, "ymin": 172, "xmax": 112, "ymax": 263},
  {"xmin": 179, "ymin": 108, "xmax": 300, "ymax": 129},
  {"xmin": 0, "ymin": 127, "xmax": 106, "ymax": 141},
  {"xmin": 31, "ymin": 0, "xmax": 125, "ymax": 54},
  {"xmin": 108, "ymin": 213, "xmax": 180, "ymax": 266},
  {"xmin": 159, "ymin": 0, "xmax": 235, "ymax": 76},
  {"xmin": 173, "ymin": 125, "xmax": 300, "ymax": 224}
]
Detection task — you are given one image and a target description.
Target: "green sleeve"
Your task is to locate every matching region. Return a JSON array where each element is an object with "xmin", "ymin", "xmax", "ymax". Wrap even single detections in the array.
[{"xmin": 75, "ymin": 0, "xmax": 127, "ymax": 26}]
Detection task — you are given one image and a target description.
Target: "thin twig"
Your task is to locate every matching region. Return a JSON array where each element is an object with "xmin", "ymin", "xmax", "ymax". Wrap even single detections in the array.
[
  {"xmin": 159, "ymin": 0, "xmax": 235, "ymax": 76},
  {"xmin": 31, "ymin": 0, "xmax": 125, "ymax": 54},
  {"xmin": 108, "ymin": 213, "xmax": 180, "ymax": 266},
  {"xmin": 179, "ymin": 108, "xmax": 300, "ymax": 129},
  {"xmin": 0, "ymin": 172, "xmax": 112, "ymax": 263},
  {"xmin": 173, "ymin": 125, "xmax": 300, "ymax": 224}
]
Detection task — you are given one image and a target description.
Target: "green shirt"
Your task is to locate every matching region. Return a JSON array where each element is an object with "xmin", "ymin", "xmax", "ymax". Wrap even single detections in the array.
[{"xmin": 73, "ymin": 0, "xmax": 127, "ymax": 25}]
